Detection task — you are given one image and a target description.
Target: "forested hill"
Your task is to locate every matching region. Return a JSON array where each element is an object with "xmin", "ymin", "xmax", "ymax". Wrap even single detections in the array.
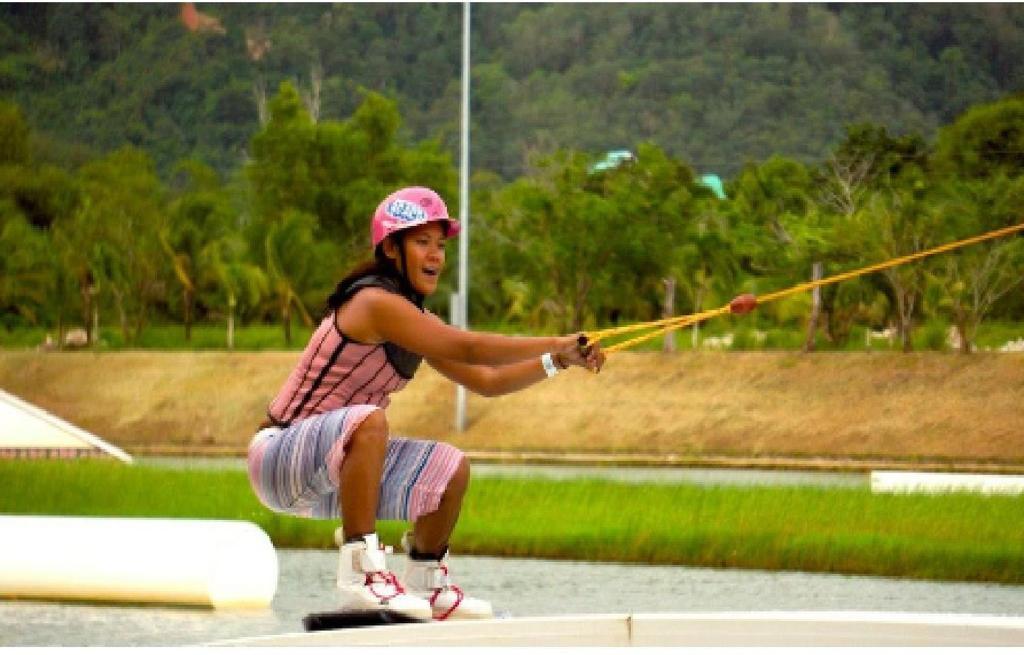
[{"xmin": 3, "ymin": 3, "xmax": 1023, "ymax": 178}]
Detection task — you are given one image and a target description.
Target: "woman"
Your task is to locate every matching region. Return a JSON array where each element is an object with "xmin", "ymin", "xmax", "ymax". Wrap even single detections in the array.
[{"xmin": 248, "ymin": 186, "xmax": 604, "ymax": 621}]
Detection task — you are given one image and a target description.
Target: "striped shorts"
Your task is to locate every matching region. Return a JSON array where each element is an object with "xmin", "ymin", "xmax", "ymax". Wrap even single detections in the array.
[{"xmin": 247, "ymin": 405, "xmax": 464, "ymax": 522}]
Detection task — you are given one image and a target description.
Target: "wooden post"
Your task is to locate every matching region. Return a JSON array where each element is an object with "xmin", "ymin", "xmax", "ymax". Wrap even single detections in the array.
[
  {"xmin": 803, "ymin": 261, "xmax": 823, "ymax": 352},
  {"xmin": 663, "ymin": 277, "xmax": 676, "ymax": 353},
  {"xmin": 227, "ymin": 295, "xmax": 236, "ymax": 351}
]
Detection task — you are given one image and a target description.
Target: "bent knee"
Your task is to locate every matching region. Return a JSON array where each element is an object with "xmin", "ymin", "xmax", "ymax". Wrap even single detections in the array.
[
  {"xmin": 349, "ymin": 409, "xmax": 389, "ymax": 449},
  {"xmin": 448, "ymin": 454, "xmax": 470, "ymax": 491}
]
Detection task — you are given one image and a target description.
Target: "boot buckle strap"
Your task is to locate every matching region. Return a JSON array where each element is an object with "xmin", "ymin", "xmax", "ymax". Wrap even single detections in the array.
[{"xmin": 431, "ymin": 567, "xmax": 447, "ymax": 589}]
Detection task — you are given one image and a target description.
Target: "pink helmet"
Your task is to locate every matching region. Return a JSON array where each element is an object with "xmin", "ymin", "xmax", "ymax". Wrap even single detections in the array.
[{"xmin": 371, "ymin": 186, "xmax": 461, "ymax": 248}]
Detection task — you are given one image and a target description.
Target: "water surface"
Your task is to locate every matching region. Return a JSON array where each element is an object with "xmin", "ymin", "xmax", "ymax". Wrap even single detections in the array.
[{"xmin": 2, "ymin": 550, "xmax": 1021, "ymax": 646}]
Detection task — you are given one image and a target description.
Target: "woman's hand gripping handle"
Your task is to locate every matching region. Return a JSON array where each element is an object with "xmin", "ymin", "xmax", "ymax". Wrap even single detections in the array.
[{"xmin": 553, "ymin": 334, "xmax": 605, "ymax": 373}]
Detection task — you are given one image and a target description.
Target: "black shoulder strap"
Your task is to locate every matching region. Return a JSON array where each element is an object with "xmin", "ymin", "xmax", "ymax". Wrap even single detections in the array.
[
  {"xmin": 339, "ymin": 274, "xmax": 424, "ymax": 309},
  {"xmin": 339, "ymin": 274, "xmax": 398, "ymax": 303},
  {"xmin": 338, "ymin": 274, "xmax": 424, "ymax": 379}
]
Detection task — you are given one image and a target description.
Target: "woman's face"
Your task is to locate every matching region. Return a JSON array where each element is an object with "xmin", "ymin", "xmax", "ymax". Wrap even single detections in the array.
[{"xmin": 384, "ymin": 222, "xmax": 447, "ymax": 295}]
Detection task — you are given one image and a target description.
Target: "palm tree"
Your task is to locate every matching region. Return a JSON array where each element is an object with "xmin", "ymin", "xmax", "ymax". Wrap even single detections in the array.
[
  {"xmin": 162, "ymin": 160, "xmax": 235, "ymax": 342},
  {"xmin": 263, "ymin": 210, "xmax": 325, "ymax": 345},
  {"xmin": 198, "ymin": 235, "xmax": 268, "ymax": 349}
]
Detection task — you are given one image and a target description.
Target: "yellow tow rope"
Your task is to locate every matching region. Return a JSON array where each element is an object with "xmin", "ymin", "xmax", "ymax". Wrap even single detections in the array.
[{"xmin": 584, "ymin": 221, "xmax": 1024, "ymax": 354}]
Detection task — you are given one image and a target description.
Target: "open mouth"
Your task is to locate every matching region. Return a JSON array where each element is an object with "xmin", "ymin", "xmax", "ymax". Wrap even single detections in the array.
[{"xmin": 422, "ymin": 267, "xmax": 439, "ymax": 278}]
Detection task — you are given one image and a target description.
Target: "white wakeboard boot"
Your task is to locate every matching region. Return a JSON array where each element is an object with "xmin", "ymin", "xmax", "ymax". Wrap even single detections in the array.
[
  {"xmin": 335, "ymin": 530, "xmax": 431, "ymax": 620},
  {"xmin": 400, "ymin": 531, "xmax": 494, "ymax": 621}
]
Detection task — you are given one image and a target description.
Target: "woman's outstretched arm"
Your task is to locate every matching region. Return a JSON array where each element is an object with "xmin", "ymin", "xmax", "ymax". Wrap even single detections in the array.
[
  {"xmin": 339, "ymin": 287, "xmax": 584, "ymax": 366},
  {"xmin": 426, "ymin": 349, "xmax": 602, "ymax": 397},
  {"xmin": 420, "ymin": 312, "xmax": 604, "ymax": 396}
]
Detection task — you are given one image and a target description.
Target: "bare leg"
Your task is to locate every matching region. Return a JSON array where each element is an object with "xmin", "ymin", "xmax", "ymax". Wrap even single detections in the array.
[
  {"xmin": 412, "ymin": 457, "xmax": 470, "ymax": 556},
  {"xmin": 338, "ymin": 409, "xmax": 389, "ymax": 541}
]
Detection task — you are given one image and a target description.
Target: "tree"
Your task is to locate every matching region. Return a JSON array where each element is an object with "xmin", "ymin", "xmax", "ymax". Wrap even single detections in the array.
[
  {"xmin": 162, "ymin": 159, "xmax": 235, "ymax": 341},
  {"xmin": 478, "ymin": 144, "xmax": 699, "ymax": 333},
  {"xmin": 246, "ymin": 83, "xmax": 458, "ymax": 340},
  {"xmin": 934, "ymin": 95, "xmax": 1024, "ymax": 180},
  {"xmin": 0, "ymin": 102, "xmax": 29, "ymax": 166},
  {"xmin": 0, "ymin": 108, "xmax": 44, "ymax": 328},
  {"xmin": 845, "ymin": 168, "xmax": 946, "ymax": 352},
  {"xmin": 729, "ymin": 155, "xmax": 818, "ymax": 337},
  {"xmin": 262, "ymin": 209, "xmax": 336, "ymax": 345},
  {"xmin": 51, "ymin": 199, "xmax": 102, "ymax": 345},
  {"xmin": 597, "ymin": 143, "xmax": 707, "ymax": 330},
  {"xmin": 247, "ymin": 81, "xmax": 319, "ymax": 222},
  {"xmin": 813, "ymin": 124, "xmax": 929, "ymax": 348},
  {"xmin": 482, "ymin": 152, "xmax": 610, "ymax": 332},
  {"xmin": 929, "ymin": 176, "xmax": 1024, "ymax": 353},
  {"xmin": 731, "ymin": 155, "xmax": 814, "ymax": 257},
  {"xmin": 672, "ymin": 197, "xmax": 738, "ymax": 348},
  {"xmin": 309, "ymin": 90, "xmax": 455, "ymax": 260},
  {"xmin": 0, "ymin": 103, "xmax": 81, "ymax": 337},
  {"xmin": 73, "ymin": 147, "xmax": 167, "ymax": 344},
  {"xmin": 197, "ymin": 234, "xmax": 267, "ymax": 349},
  {"xmin": 927, "ymin": 96, "xmax": 1024, "ymax": 351},
  {"xmin": 0, "ymin": 210, "xmax": 52, "ymax": 328},
  {"xmin": 6, "ymin": 5, "xmax": 1024, "ymax": 181}
]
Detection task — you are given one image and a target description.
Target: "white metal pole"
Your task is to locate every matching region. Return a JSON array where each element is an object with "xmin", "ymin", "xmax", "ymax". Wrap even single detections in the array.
[{"xmin": 455, "ymin": 0, "xmax": 471, "ymax": 433}]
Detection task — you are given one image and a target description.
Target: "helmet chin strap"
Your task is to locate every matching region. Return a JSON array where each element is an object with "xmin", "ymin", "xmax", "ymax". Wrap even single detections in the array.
[{"xmin": 393, "ymin": 234, "xmax": 424, "ymax": 308}]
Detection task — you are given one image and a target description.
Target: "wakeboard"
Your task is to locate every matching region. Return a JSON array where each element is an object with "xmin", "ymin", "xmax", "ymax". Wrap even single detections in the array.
[
  {"xmin": 302, "ymin": 609, "xmax": 429, "ymax": 632},
  {"xmin": 302, "ymin": 608, "xmax": 512, "ymax": 631}
]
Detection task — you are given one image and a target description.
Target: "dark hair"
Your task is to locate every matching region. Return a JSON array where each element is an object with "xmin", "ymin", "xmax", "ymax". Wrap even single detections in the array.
[{"xmin": 324, "ymin": 234, "xmax": 419, "ymax": 315}]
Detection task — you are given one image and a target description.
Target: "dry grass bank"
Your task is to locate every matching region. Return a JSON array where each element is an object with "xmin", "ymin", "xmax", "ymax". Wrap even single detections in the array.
[{"xmin": 1, "ymin": 351, "xmax": 1022, "ymax": 468}]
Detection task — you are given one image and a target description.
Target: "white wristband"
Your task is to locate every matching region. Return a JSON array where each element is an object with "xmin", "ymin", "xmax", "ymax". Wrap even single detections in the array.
[{"xmin": 541, "ymin": 352, "xmax": 559, "ymax": 378}]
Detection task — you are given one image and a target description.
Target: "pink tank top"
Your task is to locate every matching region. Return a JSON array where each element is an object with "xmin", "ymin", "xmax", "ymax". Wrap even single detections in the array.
[{"xmin": 266, "ymin": 312, "xmax": 414, "ymax": 426}]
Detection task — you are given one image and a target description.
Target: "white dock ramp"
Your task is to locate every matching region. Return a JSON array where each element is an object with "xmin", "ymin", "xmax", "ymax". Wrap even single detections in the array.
[
  {"xmin": 210, "ymin": 612, "xmax": 1024, "ymax": 646},
  {"xmin": 0, "ymin": 388, "xmax": 132, "ymax": 461}
]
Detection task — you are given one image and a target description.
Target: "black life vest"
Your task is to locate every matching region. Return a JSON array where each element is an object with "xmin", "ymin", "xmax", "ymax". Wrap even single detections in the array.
[{"xmin": 336, "ymin": 274, "xmax": 425, "ymax": 379}]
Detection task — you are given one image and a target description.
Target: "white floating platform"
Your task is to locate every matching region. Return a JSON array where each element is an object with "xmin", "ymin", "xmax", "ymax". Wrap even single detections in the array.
[
  {"xmin": 871, "ymin": 470, "xmax": 1024, "ymax": 495},
  {"xmin": 210, "ymin": 612, "xmax": 1024, "ymax": 647}
]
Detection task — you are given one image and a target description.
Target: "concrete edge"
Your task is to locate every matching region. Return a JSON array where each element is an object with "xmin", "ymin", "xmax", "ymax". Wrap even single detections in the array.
[{"xmin": 204, "ymin": 611, "xmax": 1024, "ymax": 647}]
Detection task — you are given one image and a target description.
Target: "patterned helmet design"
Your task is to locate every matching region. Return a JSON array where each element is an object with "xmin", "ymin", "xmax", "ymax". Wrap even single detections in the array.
[{"xmin": 371, "ymin": 186, "xmax": 460, "ymax": 248}]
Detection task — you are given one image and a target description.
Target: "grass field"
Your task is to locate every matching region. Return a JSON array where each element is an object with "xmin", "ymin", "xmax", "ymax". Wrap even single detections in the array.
[
  {"xmin": 2, "ymin": 319, "xmax": 1023, "ymax": 352},
  {"xmin": 1, "ymin": 459, "xmax": 1021, "ymax": 585},
  {"xmin": 0, "ymin": 324, "xmax": 316, "ymax": 351}
]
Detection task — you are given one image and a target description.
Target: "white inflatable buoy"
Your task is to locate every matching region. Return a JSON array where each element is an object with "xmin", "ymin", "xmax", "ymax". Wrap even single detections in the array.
[{"xmin": 0, "ymin": 515, "xmax": 278, "ymax": 608}]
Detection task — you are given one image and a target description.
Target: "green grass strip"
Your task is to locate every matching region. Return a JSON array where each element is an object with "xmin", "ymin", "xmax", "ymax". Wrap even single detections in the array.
[{"xmin": 1, "ymin": 460, "xmax": 1022, "ymax": 584}]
